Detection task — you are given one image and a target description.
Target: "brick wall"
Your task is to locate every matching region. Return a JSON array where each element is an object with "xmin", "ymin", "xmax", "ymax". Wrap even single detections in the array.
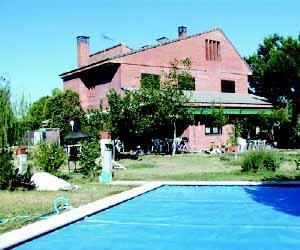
[
  {"xmin": 182, "ymin": 122, "xmax": 234, "ymax": 151},
  {"xmin": 116, "ymin": 29, "xmax": 251, "ymax": 93}
]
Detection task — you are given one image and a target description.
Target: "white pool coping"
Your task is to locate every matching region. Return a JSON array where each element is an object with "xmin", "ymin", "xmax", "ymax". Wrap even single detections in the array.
[{"xmin": 1, "ymin": 180, "xmax": 300, "ymax": 249}]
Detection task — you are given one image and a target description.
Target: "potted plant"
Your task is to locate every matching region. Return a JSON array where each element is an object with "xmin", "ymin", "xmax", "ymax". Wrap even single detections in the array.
[
  {"xmin": 100, "ymin": 131, "xmax": 111, "ymax": 140},
  {"xmin": 100, "ymin": 118, "xmax": 112, "ymax": 140}
]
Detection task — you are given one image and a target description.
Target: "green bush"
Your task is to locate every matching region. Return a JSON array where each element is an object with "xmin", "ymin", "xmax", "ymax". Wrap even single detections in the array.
[
  {"xmin": 241, "ymin": 150, "xmax": 280, "ymax": 172},
  {"xmin": 79, "ymin": 139, "xmax": 100, "ymax": 177},
  {"xmin": 0, "ymin": 149, "xmax": 14, "ymax": 189},
  {"xmin": 0, "ymin": 149, "xmax": 33, "ymax": 190},
  {"xmin": 35, "ymin": 143, "xmax": 67, "ymax": 175}
]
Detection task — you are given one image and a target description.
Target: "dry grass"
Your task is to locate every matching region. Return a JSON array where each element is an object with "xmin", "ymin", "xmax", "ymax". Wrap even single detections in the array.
[
  {"xmin": 115, "ymin": 153, "xmax": 241, "ymax": 180},
  {"xmin": 0, "ymin": 183, "xmax": 133, "ymax": 234}
]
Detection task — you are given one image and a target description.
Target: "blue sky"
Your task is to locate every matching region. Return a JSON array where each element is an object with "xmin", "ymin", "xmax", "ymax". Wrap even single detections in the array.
[{"xmin": 0, "ymin": 0, "xmax": 299, "ymax": 103}]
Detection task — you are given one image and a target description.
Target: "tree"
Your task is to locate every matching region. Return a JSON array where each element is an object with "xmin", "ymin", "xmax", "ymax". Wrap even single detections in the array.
[
  {"xmin": 246, "ymin": 34, "xmax": 300, "ymax": 146},
  {"xmin": 107, "ymin": 88, "xmax": 161, "ymax": 149},
  {"xmin": 0, "ymin": 75, "xmax": 14, "ymax": 189},
  {"xmin": 0, "ymin": 76, "xmax": 14, "ymax": 148},
  {"xmin": 164, "ymin": 58, "xmax": 195, "ymax": 90},
  {"xmin": 13, "ymin": 93, "xmax": 33, "ymax": 145},
  {"xmin": 81, "ymin": 109, "xmax": 110, "ymax": 139},
  {"xmin": 79, "ymin": 139, "xmax": 100, "ymax": 177},
  {"xmin": 0, "ymin": 75, "xmax": 33, "ymax": 190},
  {"xmin": 107, "ymin": 58, "xmax": 193, "ymax": 154},
  {"xmin": 210, "ymin": 106, "xmax": 229, "ymax": 128},
  {"xmin": 44, "ymin": 90, "xmax": 84, "ymax": 138},
  {"xmin": 26, "ymin": 96, "xmax": 50, "ymax": 130},
  {"xmin": 34, "ymin": 143, "xmax": 67, "ymax": 175},
  {"xmin": 246, "ymin": 34, "xmax": 300, "ymax": 106}
]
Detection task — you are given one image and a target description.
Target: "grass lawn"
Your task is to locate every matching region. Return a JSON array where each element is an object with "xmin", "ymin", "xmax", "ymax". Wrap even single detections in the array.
[
  {"xmin": 0, "ymin": 182, "xmax": 133, "ymax": 234},
  {"xmin": 115, "ymin": 152, "xmax": 300, "ymax": 181}
]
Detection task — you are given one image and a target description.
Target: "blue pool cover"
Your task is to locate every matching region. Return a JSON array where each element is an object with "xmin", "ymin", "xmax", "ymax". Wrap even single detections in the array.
[{"xmin": 16, "ymin": 185, "xmax": 300, "ymax": 250}]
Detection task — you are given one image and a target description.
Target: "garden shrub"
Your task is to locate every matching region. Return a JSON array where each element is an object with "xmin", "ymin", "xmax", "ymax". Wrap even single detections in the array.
[
  {"xmin": 79, "ymin": 139, "xmax": 100, "ymax": 177},
  {"xmin": 241, "ymin": 150, "xmax": 280, "ymax": 172},
  {"xmin": 0, "ymin": 149, "xmax": 34, "ymax": 190},
  {"xmin": 35, "ymin": 143, "xmax": 67, "ymax": 175},
  {"xmin": 0, "ymin": 149, "xmax": 14, "ymax": 189},
  {"xmin": 294, "ymin": 156, "xmax": 300, "ymax": 170}
]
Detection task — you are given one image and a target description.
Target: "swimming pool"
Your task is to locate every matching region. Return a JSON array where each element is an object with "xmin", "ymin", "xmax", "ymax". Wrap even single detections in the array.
[{"xmin": 11, "ymin": 185, "xmax": 300, "ymax": 249}]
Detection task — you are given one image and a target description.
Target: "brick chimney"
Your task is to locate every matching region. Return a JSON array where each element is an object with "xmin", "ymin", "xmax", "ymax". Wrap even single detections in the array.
[
  {"xmin": 178, "ymin": 26, "xmax": 187, "ymax": 39},
  {"xmin": 77, "ymin": 36, "xmax": 90, "ymax": 67}
]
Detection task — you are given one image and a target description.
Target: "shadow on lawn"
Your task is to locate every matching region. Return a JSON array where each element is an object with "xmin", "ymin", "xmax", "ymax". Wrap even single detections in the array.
[
  {"xmin": 244, "ymin": 185, "xmax": 300, "ymax": 216},
  {"xmin": 262, "ymin": 173, "xmax": 300, "ymax": 181}
]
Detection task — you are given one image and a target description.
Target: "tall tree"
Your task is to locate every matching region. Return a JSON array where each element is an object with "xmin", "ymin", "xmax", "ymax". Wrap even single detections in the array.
[
  {"xmin": 44, "ymin": 89, "xmax": 84, "ymax": 137},
  {"xmin": 26, "ymin": 96, "xmax": 50, "ymax": 130},
  {"xmin": 107, "ymin": 58, "xmax": 193, "ymax": 153},
  {"xmin": 246, "ymin": 34, "xmax": 300, "ymax": 107},
  {"xmin": 0, "ymin": 75, "xmax": 14, "ymax": 148},
  {"xmin": 246, "ymin": 34, "xmax": 300, "ymax": 146}
]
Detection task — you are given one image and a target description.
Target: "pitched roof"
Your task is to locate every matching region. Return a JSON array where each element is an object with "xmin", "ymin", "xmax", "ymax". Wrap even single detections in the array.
[
  {"xmin": 89, "ymin": 43, "xmax": 132, "ymax": 57},
  {"xmin": 185, "ymin": 91, "xmax": 272, "ymax": 107},
  {"xmin": 107, "ymin": 28, "xmax": 220, "ymax": 60},
  {"xmin": 60, "ymin": 27, "xmax": 252, "ymax": 77}
]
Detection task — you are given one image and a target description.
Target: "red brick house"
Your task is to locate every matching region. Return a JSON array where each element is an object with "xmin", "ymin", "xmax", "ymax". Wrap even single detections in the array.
[{"xmin": 60, "ymin": 27, "xmax": 272, "ymax": 151}]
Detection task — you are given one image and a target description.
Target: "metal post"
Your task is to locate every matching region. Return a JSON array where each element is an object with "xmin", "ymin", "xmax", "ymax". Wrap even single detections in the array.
[{"xmin": 101, "ymin": 143, "xmax": 113, "ymax": 184}]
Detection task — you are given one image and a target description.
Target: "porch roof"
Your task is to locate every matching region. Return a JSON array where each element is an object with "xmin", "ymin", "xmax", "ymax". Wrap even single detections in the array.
[
  {"xmin": 185, "ymin": 91, "xmax": 273, "ymax": 108},
  {"xmin": 185, "ymin": 91, "xmax": 273, "ymax": 115}
]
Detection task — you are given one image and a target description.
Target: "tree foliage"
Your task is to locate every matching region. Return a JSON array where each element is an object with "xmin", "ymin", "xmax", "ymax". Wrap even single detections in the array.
[
  {"xmin": 34, "ymin": 143, "xmax": 67, "ymax": 175},
  {"xmin": 79, "ymin": 139, "xmax": 100, "ymax": 177},
  {"xmin": 23, "ymin": 89, "xmax": 83, "ymax": 138},
  {"xmin": 44, "ymin": 89, "xmax": 84, "ymax": 137},
  {"xmin": 0, "ymin": 76, "xmax": 14, "ymax": 148},
  {"xmin": 81, "ymin": 109, "xmax": 110, "ymax": 139},
  {"xmin": 246, "ymin": 34, "xmax": 300, "ymax": 107},
  {"xmin": 164, "ymin": 58, "xmax": 195, "ymax": 90},
  {"xmin": 107, "ymin": 58, "xmax": 193, "ymax": 149},
  {"xmin": 246, "ymin": 34, "xmax": 300, "ymax": 146},
  {"xmin": 26, "ymin": 96, "xmax": 50, "ymax": 130},
  {"xmin": 141, "ymin": 74, "xmax": 160, "ymax": 89},
  {"xmin": 12, "ymin": 93, "xmax": 33, "ymax": 145},
  {"xmin": 210, "ymin": 106, "xmax": 229, "ymax": 127},
  {"xmin": 0, "ymin": 76, "xmax": 33, "ymax": 190}
]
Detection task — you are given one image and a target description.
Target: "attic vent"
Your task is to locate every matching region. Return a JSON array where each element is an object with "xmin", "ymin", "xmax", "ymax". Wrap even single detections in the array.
[
  {"xmin": 205, "ymin": 39, "xmax": 221, "ymax": 61},
  {"xmin": 156, "ymin": 37, "xmax": 170, "ymax": 44}
]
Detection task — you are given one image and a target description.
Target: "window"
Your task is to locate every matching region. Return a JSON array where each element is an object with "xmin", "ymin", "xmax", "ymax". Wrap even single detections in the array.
[
  {"xmin": 205, "ymin": 125, "xmax": 222, "ymax": 135},
  {"xmin": 141, "ymin": 73, "xmax": 160, "ymax": 89},
  {"xmin": 205, "ymin": 39, "xmax": 221, "ymax": 61},
  {"xmin": 221, "ymin": 80, "xmax": 235, "ymax": 93},
  {"xmin": 178, "ymin": 76, "xmax": 195, "ymax": 90}
]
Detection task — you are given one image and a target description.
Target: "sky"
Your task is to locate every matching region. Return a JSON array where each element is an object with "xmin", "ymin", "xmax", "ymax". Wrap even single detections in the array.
[{"xmin": 0, "ymin": 0, "xmax": 299, "ymax": 103}]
